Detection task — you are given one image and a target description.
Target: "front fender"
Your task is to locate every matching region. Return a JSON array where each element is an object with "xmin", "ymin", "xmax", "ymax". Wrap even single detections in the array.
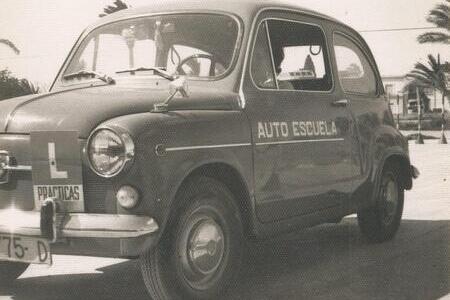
[{"xmin": 100, "ymin": 110, "xmax": 253, "ymax": 249}]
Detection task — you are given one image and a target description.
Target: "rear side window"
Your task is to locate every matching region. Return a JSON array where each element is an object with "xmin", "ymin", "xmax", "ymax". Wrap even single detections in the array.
[
  {"xmin": 250, "ymin": 19, "xmax": 333, "ymax": 92},
  {"xmin": 334, "ymin": 33, "xmax": 377, "ymax": 95}
]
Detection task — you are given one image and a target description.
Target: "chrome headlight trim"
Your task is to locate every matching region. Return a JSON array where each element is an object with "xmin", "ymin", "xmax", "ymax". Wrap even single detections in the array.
[
  {"xmin": 0, "ymin": 151, "xmax": 11, "ymax": 184},
  {"xmin": 86, "ymin": 127, "xmax": 135, "ymax": 178}
]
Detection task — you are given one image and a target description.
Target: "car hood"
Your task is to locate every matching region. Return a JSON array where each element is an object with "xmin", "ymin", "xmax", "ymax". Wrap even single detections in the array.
[{"xmin": 0, "ymin": 84, "xmax": 240, "ymax": 138}]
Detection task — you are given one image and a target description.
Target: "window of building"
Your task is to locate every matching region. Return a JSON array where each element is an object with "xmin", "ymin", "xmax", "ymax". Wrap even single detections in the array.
[{"xmin": 385, "ymin": 84, "xmax": 394, "ymax": 99}]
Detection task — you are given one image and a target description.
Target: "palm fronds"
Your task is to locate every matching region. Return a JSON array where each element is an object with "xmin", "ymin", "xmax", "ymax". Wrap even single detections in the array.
[
  {"xmin": 418, "ymin": 32, "xmax": 450, "ymax": 44},
  {"xmin": 99, "ymin": 0, "xmax": 129, "ymax": 17},
  {"xmin": 407, "ymin": 54, "xmax": 449, "ymax": 101},
  {"xmin": 418, "ymin": 1, "xmax": 450, "ymax": 44},
  {"xmin": 427, "ymin": 4, "xmax": 449, "ymax": 27},
  {"xmin": 0, "ymin": 39, "xmax": 20, "ymax": 54}
]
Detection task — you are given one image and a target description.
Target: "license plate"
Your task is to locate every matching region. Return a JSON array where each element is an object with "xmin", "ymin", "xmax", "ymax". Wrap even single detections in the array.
[{"xmin": 0, "ymin": 234, "xmax": 52, "ymax": 265}]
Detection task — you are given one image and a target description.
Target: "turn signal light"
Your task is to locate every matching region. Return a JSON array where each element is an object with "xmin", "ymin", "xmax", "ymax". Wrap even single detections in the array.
[{"xmin": 116, "ymin": 185, "xmax": 139, "ymax": 209}]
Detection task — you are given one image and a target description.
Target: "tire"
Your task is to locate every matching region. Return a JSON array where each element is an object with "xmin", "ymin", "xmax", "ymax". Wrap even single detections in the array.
[
  {"xmin": 357, "ymin": 164, "xmax": 404, "ymax": 243},
  {"xmin": 140, "ymin": 176, "xmax": 244, "ymax": 300},
  {"xmin": 0, "ymin": 262, "xmax": 29, "ymax": 286}
]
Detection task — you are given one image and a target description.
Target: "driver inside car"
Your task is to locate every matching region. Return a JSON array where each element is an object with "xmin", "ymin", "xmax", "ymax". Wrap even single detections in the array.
[{"xmin": 272, "ymin": 45, "xmax": 294, "ymax": 90}]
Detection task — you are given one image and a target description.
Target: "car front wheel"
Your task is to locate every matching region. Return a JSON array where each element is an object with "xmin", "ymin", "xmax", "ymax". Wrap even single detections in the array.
[
  {"xmin": 358, "ymin": 164, "xmax": 404, "ymax": 243},
  {"xmin": 140, "ymin": 177, "xmax": 244, "ymax": 300},
  {"xmin": 0, "ymin": 262, "xmax": 29, "ymax": 286}
]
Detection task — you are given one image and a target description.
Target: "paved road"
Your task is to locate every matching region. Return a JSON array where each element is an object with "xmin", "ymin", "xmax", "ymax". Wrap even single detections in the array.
[{"xmin": 1, "ymin": 142, "xmax": 449, "ymax": 300}]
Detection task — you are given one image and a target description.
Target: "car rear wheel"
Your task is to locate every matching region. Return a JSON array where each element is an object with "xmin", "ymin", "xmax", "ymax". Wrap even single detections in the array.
[
  {"xmin": 0, "ymin": 262, "xmax": 29, "ymax": 286},
  {"xmin": 140, "ymin": 177, "xmax": 244, "ymax": 300},
  {"xmin": 357, "ymin": 164, "xmax": 404, "ymax": 243}
]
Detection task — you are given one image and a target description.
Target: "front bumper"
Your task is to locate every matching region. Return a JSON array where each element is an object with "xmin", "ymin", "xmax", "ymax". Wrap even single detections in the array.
[{"xmin": 0, "ymin": 206, "xmax": 159, "ymax": 258}]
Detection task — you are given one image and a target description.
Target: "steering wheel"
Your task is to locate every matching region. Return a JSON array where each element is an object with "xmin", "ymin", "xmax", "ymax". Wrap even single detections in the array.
[{"xmin": 176, "ymin": 53, "xmax": 216, "ymax": 77}]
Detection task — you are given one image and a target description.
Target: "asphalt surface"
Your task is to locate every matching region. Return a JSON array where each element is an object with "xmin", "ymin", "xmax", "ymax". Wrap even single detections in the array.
[{"xmin": 1, "ymin": 140, "xmax": 449, "ymax": 300}]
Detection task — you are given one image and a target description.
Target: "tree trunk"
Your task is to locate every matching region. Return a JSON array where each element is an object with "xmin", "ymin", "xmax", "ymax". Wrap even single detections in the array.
[
  {"xmin": 442, "ymin": 93, "xmax": 446, "ymax": 130},
  {"xmin": 434, "ymin": 88, "xmax": 437, "ymax": 110},
  {"xmin": 439, "ymin": 93, "xmax": 447, "ymax": 144}
]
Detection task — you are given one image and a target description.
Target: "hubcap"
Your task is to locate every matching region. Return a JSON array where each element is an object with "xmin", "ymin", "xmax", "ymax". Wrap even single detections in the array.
[
  {"xmin": 188, "ymin": 219, "xmax": 225, "ymax": 275},
  {"xmin": 381, "ymin": 176, "xmax": 399, "ymax": 225},
  {"xmin": 179, "ymin": 214, "xmax": 225, "ymax": 290}
]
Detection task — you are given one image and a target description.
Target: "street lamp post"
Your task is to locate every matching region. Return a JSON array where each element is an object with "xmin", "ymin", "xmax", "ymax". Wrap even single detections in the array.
[
  {"xmin": 396, "ymin": 94, "xmax": 401, "ymax": 130},
  {"xmin": 416, "ymin": 87, "xmax": 424, "ymax": 144}
]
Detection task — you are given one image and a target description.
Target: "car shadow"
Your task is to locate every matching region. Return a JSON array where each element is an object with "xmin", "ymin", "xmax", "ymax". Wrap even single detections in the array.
[{"xmin": 2, "ymin": 218, "xmax": 449, "ymax": 300}]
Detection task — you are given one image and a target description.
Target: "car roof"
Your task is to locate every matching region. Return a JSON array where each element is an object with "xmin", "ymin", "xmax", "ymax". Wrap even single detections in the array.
[{"xmin": 89, "ymin": 0, "xmax": 345, "ymax": 30}]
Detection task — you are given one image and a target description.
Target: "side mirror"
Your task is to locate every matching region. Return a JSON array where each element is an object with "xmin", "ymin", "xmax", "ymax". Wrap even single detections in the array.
[
  {"xmin": 153, "ymin": 76, "xmax": 189, "ymax": 113},
  {"xmin": 169, "ymin": 76, "xmax": 189, "ymax": 98}
]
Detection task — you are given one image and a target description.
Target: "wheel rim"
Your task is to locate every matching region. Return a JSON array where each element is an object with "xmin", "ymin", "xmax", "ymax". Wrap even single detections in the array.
[
  {"xmin": 179, "ymin": 213, "xmax": 226, "ymax": 290},
  {"xmin": 381, "ymin": 174, "xmax": 399, "ymax": 226}
]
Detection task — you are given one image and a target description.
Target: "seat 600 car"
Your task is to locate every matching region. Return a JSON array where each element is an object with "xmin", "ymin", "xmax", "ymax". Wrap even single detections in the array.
[{"xmin": 0, "ymin": 1, "xmax": 419, "ymax": 299}]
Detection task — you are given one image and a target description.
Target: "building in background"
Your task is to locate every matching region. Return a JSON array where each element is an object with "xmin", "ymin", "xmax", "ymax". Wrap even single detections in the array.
[{"xmin": 382, "ymin": 74, "xmax": 449, "ymax": 116}]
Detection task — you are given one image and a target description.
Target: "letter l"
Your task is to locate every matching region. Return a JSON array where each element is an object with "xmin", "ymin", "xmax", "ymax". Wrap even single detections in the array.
[{"xmin": 48, "ymin": 142, "xmax": 68, "ymax": 179}]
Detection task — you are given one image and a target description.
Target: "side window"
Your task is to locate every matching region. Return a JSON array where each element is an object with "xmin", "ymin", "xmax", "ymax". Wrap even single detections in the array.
[
  {"xmin": 251, "ymin": 22, "xmax": 277, "ymax": 89},
  {"xmin": 266, "ymin": 19, "xmax": 332, "ymax": 91},
  {"xmin": 334, "ymin": 33, "xmax": 377, "ymax": 95}
]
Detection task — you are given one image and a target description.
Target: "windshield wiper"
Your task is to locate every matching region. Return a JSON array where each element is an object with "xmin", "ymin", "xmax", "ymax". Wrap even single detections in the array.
[
  {"xmin": 116, "ymin": 67, "xmax": 176, "ymax": 81},
  {"xmin": 63, "ymin": 70, "xmax": 115, "ymax": 85}
]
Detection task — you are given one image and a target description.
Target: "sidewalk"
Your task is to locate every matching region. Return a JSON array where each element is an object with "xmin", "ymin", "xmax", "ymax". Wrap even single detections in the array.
[
  {"xmin": 405, "ymin": 141, "xmax": 450, "ymax": 220},
  {"xmin": 402, "ymin": 130, "xmax": 450, "ymax": 140}
]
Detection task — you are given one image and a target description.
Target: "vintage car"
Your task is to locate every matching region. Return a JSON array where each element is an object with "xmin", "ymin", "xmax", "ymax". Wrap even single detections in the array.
[{"xmin": 0, "ymin": 0, "xmax": 419, "ymax": 299}]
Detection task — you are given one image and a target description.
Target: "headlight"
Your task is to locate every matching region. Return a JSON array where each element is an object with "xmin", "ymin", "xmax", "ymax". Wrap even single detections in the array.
[{"xmin": 87, "ymin": 128, "xmax": 134, "ymax": 177}]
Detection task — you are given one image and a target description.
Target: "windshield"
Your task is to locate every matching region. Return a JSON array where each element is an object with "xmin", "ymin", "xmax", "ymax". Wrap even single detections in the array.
[{"xmin": 64, "ymin": 14, "xmax": 240, "ymax": 81}]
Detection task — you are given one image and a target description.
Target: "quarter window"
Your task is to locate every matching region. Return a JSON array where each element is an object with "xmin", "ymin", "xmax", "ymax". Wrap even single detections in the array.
[
  {"xmin": 251, "ymin": 22, "xmax": 277, "ymax": 89},
  {"xmin": 334, "ymin": 33, "xmax": 377, "ymax": 95}
]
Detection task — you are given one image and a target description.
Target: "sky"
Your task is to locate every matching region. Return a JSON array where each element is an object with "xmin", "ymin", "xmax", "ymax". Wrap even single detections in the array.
[{"xmin": 0, "ymin": 0, "xmax": 448, "ymax": 89}]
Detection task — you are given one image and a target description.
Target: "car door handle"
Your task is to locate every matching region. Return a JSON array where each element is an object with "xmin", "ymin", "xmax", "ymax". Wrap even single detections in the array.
[{"xmin": 332, "ymin": 99, "xmax": 349, "ymax": 107}]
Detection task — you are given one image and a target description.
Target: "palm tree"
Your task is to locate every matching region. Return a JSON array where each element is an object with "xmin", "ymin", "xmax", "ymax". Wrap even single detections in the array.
[
  {"xmin": 418, "ymin": 0, "xmax": 449, "ymax": 44},
  {"xmin": 408, "ymin": 54, "xmax": 449, "ymax": 143},
  {"xmin": 0, "ymin": 39, "xmax": 41, "ymax": 100},
  {"xmin": 99, "ymin": 0, "xmax": 129, "ymax": 17},
  {"xmin": 0, "ymin": 39, "xmax": 20, "ymax": 54},
  {"xmin": 0, "ymin": 70, "xmax": 40, "ymax": 100}
]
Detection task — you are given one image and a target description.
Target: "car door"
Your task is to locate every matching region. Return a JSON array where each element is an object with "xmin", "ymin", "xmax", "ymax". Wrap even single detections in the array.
[
  {"xmin": 331, "ymin": 31, "xmax": 388, "ymax": 210},
  {"xmin": 242, "ymin": 13, "xmax": 356, "ymax": 223}
]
